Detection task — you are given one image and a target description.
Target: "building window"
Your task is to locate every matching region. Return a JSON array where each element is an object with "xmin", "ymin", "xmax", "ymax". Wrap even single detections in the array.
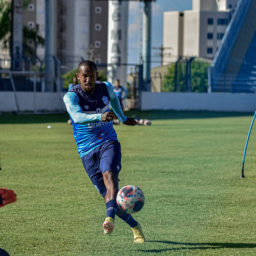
[
  {"xmin": 207, "ymin": 47, "xmax": 213, "ymax": 54},
  {"xmin": 217, "ymin": 33, "xmax": 224, "ymax": 40},
  {"xmin": 28, "ymin": 3, "xmax": 34, "ymax": 11},
  {"xmin": 95, "ymin": 6, "xmax": 102, "ymax": 14},
  {"xmin": 217, "ymin": 18, "xmax": 228, "ymax": 25},
  {"xmin": 95, "ymin": 41, "xmax": 101, "ymax": 48},
  {"xmin": 207, "ymin": 33, "xmax": 213, "ymax": 39},
  {"xmin": 208, "ymin": 18, "xmax": 214, "ymax": 25},
  {"xmin": 95, "ymin": 24, "xmax": 102, "ymax": 31},
  {"xmin": 28, "ymin": 21, "xmax": 35, "ymax": 28},
  {"xmin": 228, "ymin": 4, "xmax": 232, "ymax": 9}
]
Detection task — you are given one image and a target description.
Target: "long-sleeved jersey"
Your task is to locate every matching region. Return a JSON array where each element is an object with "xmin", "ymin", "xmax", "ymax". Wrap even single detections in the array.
[
  {"xmin": 63, "ymin": 81, "xmax": 127, "ymax": 158},
  {"xmin": 113, "ymin": 85, "xmax": 128, "ymax": 100}
]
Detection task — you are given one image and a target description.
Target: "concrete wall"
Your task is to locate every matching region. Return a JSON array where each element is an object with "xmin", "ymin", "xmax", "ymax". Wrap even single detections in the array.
[
  {"xmin": 141, "ymin": 92, "xmax": 256, "ymax": 112},
  {"xmin": 0, "ymin": 92, "xmax": 66, "ymax": 112},
  {"xmin": 2, "ymin": 91, "xmax": 256, "ymax": 113}
]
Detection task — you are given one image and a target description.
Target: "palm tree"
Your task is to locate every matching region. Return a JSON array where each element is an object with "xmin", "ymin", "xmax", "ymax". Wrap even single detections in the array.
[
  {"xmin": 0, "ymin": 0, "xmax": 44, "ymax": 65},
  {"xmin": 0, "ymin": 0, "xmax": 11, "ymax": 48}
]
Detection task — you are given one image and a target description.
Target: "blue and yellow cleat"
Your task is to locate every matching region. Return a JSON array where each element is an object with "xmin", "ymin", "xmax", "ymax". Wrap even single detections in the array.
[
  {"xmin": 131, "ymin": 223, "xmax": 145, "ymax": 243},
  {"xmin": 103, "ymin": 217, "xmax": 114, "ymax": 234}
]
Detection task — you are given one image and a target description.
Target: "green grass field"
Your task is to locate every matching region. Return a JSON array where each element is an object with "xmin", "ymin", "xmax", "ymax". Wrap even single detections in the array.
[{"xmin": 1, "ymin": 111, "xmax": 256, "ymax": 256}]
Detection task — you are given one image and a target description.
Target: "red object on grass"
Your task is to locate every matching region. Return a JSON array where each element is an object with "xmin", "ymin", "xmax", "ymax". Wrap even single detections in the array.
[{"xmin": 0, "ymin": 188, "xmax": 17, "ymax": 208}]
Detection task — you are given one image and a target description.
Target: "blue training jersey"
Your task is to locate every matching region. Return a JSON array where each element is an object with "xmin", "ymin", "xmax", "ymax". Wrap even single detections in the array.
[
  {"xmin": 113, "ymin": 86, "xmax": 128, "ymax": 100},
  {"xmin": 63, "ymin": 81, "xmax": 127, "ymax": 158}
]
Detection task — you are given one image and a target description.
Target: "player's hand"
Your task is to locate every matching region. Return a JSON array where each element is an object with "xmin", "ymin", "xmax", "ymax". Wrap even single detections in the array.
[
  {"xmin": 124, "ymin": 118, "xmax": 137, "ymax": 126},
  {"xmin": 0, "ymin": 188, "xmax": 17, "ymax": 208},
  {"xmin": 101, "ymin": 112, "xmax": 117, "ymax": 122}
]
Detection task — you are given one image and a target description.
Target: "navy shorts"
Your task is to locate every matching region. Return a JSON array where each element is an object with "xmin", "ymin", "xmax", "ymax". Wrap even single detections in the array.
[{"xmin": 81, "ymin": 140, "xmax": 121, "ymax": 197}]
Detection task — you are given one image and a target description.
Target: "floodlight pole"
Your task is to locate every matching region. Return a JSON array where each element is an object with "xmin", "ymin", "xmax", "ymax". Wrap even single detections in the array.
[
  {"xmin": 45, "ymin": 0, "xmax": 55, "ymax": 91},
  {"xmin": 11, "ymin": 0, "xmax": 23, "ymax": 71},
  {"xmin": 142, "ymin": 1, "xmax": 152, "ymax": 92}
]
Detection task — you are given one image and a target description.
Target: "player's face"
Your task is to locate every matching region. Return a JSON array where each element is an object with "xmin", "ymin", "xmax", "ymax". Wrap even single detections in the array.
[
  {"xmin": 77, "ymin": 65, "xmax": 97, "ymax": 94},
  {"xmin": 114, "ymin": 80, "xmax": 120, "ymax": 87}
]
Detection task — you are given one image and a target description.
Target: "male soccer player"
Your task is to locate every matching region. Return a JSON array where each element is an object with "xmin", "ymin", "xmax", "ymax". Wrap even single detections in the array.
[
  {"xmin": 63, "ymin": 60, "xmax": 145, "ymax": 243},
  {"xmin": 68, "ymin": 77, "xmax": 78, "ymax": 91},
  {"xmin": 113, "ymin": 79, "xmax": 128, "ymax": 110}
]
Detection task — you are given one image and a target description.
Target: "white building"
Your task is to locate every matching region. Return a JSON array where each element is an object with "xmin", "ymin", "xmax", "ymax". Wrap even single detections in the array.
[{"xmin": 163, "ymin": 0, "xmax": 239, "ymax": 64}]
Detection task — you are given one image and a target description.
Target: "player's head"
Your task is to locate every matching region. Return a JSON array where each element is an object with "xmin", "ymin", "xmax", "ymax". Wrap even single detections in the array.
[
  {"xmin": 72, "ymin": 77, "xmax": 78, "ymax": 84},
  {"xmin": 77, "ymin": 60, "xmax": 98, "ymax": 94},
  {"xmin": 114, "ymin": 79, "xmax": 120, "ymax": 87}
]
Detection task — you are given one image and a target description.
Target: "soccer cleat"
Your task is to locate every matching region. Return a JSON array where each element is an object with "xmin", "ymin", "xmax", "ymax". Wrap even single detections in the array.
[
  {"xmin": 103, "ymin": 217, "xmax": 114, "ymax": 234},
  {"xmin": 131, "ymin": 223, "xmax": 145, "ymax": 243}
]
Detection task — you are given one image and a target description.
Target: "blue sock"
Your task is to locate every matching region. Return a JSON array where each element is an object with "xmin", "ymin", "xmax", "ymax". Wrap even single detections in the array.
[
  {"xmin": 106, "ymin": 199, "xmax": 117, "ymax": 219},
  {"xmin": 116, "ymin": 209, "xmax": 138, "ymax": 228}
]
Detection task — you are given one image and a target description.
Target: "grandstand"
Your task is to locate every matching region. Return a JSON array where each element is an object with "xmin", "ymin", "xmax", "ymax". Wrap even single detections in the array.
[{"xmin": 209, "ymin": 0, "xmax": 256, "ymax": 93}]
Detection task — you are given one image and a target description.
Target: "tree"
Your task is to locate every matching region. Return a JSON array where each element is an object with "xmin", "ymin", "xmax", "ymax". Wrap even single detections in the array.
[
  {"xmin": 162, "ymin": 62, "xmax": 187, "ymax": 92},
  {"xmin": 62, "ymin": 68, "xmax": 78, "ymax": 90},
  {"xmin": 163, "ymin": 59, "xmax": 210, "ymax": 92},
  {"xmin": 0, "ymin": 0, "xmax": 44, "ymax": 62},
  {"xmin": 0, "ymin": 0, "xmax": 11, "ymax": 47},
  {"xmin": 191, "ymin": 60, "xmax": 210, "ymax": 92},
  {"xmin": 23, "ymin": 26, "xmax": 44, "ymax": 60},
  {"xmin": 62, "ymin": 68, "xmax": 107, "ymax": 90}
]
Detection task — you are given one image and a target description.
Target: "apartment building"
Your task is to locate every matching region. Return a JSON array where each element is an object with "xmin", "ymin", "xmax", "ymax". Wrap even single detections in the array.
[
  {"xmin": 0, "ymin": 0, "xmax": 109, "ymax": 71},
  {"xmin": 163, "ymin": 0, "xmax": 239, "ymax": 64}
]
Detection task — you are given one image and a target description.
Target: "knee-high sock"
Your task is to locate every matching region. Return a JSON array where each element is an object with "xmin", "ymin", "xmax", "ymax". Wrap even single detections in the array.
[
  {"xmin": 106, "ymin": 199, "xmax": 117, "ymax": 219},
  {"xmin": 116, "ymin": 208, "xmax": 138, "ymax": 227}
]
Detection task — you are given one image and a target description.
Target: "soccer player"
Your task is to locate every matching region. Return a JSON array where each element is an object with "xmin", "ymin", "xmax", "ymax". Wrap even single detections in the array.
[
  {"xmin": 113, "ymin": 79, "xmax": 128, "ymax": 110},
  {"xmin": 0, "ymin": 188, "xmax": 17, "ymax": 208},
  {"xmin": 68, "ymin": 77, "xmax": 78, "ymax": 91},
  {"xmin": 63, "ymin": 60, "xmax": 145, "ymax": 243}
]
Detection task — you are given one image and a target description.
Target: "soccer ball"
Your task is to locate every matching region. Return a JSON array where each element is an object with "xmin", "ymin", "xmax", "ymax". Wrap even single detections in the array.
[{"xmin": 116, "ymin": 185, "xmax": 145, "ymax": 214}]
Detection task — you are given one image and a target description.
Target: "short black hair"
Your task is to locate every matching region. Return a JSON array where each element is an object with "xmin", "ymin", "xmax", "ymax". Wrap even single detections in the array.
[{"xmin": 78, "ymin": 60, "xmax": 97, "ymax": 72}]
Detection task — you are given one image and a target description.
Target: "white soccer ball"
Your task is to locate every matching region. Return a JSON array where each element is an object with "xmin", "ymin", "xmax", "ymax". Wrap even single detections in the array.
[{"xmin": 116, "ymin": 185, "xmax": 145, "ymax": 214}]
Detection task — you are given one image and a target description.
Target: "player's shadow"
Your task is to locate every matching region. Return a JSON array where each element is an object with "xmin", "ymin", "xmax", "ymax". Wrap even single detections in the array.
[
  {"xmin": 0, "ymin": 248, "xmax": 10, "ymax": 256},
  {"xmin": 138, "ymin": 240, "xmax": 256, "ymax": 253}
]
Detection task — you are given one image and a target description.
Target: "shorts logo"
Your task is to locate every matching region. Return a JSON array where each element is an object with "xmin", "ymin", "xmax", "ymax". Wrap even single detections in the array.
[
  {"xmin": 102, "ymin": 96, "xmax": 109, "ymax": 105},
  {"xmin": 84, "ymin": 105, "xmax": 89, "ymax": 110}
]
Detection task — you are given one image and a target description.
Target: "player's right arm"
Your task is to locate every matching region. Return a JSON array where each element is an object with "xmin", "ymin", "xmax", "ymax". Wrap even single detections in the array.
[{"xmin": 63, "ymin": 92, "xmax": 102, "ymax": 123}]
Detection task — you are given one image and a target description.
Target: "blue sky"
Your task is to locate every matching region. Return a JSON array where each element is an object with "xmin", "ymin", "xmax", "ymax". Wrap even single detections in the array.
[{"xmin": 128, "ymin": 0, "xmax": 192, "ymax": 65}]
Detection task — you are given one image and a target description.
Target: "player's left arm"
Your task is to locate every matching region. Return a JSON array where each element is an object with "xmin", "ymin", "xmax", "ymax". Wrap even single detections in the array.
[{"xmin": 104, "ymin": 82, "xmax": 137, "ymax": 126}]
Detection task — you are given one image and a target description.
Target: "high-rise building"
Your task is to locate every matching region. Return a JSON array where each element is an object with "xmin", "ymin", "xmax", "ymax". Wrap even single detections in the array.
[
  {"xmin": 54, "ymin": 0, "xmax": 108, "ymax": 70},
  {"xmin": 0, "ymin": 0, "xmax": 109, "ymax": 71},
  {"xmin": 163, "ymin": 0, "xmax": 239, "ymax": 64}
]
